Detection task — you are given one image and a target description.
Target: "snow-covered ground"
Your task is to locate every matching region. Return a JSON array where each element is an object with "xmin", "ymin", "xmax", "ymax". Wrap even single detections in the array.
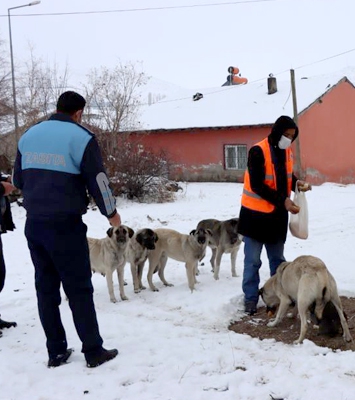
[{"xmin": 1, "ymin": 182, "xmax": 355, "ymax": 400}]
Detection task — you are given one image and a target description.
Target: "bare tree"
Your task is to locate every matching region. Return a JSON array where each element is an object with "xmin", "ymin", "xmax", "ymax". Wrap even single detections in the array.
[
  {"xmin": 83, "ymin": 61, "xmax": 148, "ymax": 154},
  {"xmin": 17, "ymin": 47, "xmax": 70, "ymax": 128},
  {"xmin": 0, "ymin": 37, "xmax": 12, "ymax": 135}
]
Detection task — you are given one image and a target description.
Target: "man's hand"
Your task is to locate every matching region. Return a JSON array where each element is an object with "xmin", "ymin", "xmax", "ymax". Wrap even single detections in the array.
[
  {"xmin": 297, "ymin": 180, "xmax": 312, "ymax": 192},
  {"xmin": 1, "ymin": 181, "xmax": 16, "ymax": 196},
  {"xmin": 285, "ymin": 197, "xmax": 300, "ymax": 214},
  {"xmin": 108, "ymin": 212, "xmax": 121, "ymax": 227},
  {"xmin": 1, "ymin": 174, "xmax": 12, "ymax": 183}
]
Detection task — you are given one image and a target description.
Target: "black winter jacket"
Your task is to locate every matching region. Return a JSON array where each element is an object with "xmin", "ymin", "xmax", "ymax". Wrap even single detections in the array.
[{"xmin": 0, "ymin": 176, "xmax": 15, "ymax": 234}]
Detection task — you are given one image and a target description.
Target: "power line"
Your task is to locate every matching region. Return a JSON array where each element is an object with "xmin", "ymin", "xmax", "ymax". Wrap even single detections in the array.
[
  {"xmin": 136, "ymin": 47, "xmax": 355, "ymax": 106},
  {"xmin": 293, "ymin": 47, "xmax": 355, "ymax": 70},
  {"xmin": 0, "ymin": 0, "xmax": 279, "ymax": 18}
]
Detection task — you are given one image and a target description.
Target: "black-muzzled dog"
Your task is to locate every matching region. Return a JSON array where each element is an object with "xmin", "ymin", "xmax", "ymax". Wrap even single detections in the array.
[
  {"xmin": 126, "ymin": 228, "xmax": 159, "ymax": 293},
  {"xmin": 196, "ymin": 218, "xmax": 242, "ymax": 279},
  {"xmin": 88, "ymin": 225, "xmax": 134, "ymax": 302}
]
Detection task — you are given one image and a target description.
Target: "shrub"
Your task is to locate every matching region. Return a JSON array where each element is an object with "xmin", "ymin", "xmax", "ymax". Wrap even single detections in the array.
[{"xmin": 97, "ymin": 132, "xmax": 178, "ymax": 203}]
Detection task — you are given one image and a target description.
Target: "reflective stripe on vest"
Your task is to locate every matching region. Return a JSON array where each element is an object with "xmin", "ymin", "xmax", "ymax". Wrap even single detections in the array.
[{"xmin": 241, "ymin": 138, "xmax": 293, "ymax": 213}]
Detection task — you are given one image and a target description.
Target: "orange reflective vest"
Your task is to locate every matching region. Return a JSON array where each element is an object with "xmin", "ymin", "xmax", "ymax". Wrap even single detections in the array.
[{"xmin": 241, "ymin": 138, "xmax": 293, "ymax": 213}]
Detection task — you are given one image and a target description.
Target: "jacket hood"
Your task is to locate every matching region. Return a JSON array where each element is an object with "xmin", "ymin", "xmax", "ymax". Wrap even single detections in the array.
[{"xmin": 268, "ymin": 115, "xmax": 299, "ymax": 147}]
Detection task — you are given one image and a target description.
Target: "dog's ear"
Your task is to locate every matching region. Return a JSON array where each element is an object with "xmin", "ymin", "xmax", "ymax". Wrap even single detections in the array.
[
  {"xmin": 127, "ymin": 227, "xmax": 134, "ymax": 238},
  {"xmin": 258, "ymin": 288, "xmax": 264, "ymax": 296},
  {"xmin": 189, "ymin": 229, "xmax": 196, "ymax": 236},
  {"xmin": 136, "ymin": 232, "xmax": 143, "ymax": 245},
  {"xmin": 154, "ymin": 233, "xmax": 159, "ymax": 242},
  {"xmin": 106, "ymin": 227, "xmax": 114, "ymax": 237}
]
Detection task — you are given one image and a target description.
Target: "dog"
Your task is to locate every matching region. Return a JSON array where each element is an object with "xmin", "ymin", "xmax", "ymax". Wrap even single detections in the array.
[
  {"xmin": 126, "ymin": 228, "xmax": 159, "ymax": 294},
  {"xmin": 259, "ymin": 255, "xmax": 352, "ymax": 344},
  {"xmin": 196, "ymin": 218, "xmax": 242, "ymax": 280},
  {"xmin": 88, "ymin": 225, "xmax": 134, "ymax": 303},
  {"xmin": 146, "ymin": 228, "xmax": 212, "ymax": 292},
  {"xmin": 310, "ymin": 301, "xmax": 347, "ymax": 337}
]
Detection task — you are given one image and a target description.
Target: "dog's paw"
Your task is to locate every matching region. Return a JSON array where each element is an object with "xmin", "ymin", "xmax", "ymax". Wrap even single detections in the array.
[
  {"xmin": 140, "ymin": 285, "xmax": 146, "ymax": 290},
  {"xmin": 232, "ymin": 272, "xmax": 238, "ymax": 278},
  {"xmin": 152, "ymin": 287, "xmax": 159, "ymax": 292},
  {"xmin": 213, "ymin": 274, "xmax": 219, "ymax": 281},
  {"xmin": 267, "ymin": 320, "xmax": 277, "ymax": 328},
  {"xmin": 110, "ymin": 297, "xmax": 118, "ymax": 303},
  {"xmin": 293, "ymin": 339, "xmax": 303, "ymax": 345},
  {"xmin": 120, "ymin": 295, "xmax": 129, "ymax": 301},
  {"xmin": 164, "ymin": 283, "xmax": 174, "ymax": 287}
]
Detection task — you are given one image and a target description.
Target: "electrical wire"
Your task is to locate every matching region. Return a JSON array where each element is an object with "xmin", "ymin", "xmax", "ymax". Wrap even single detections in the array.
[{"xmin": 0, "ymin": 0, "xmax": 279, "ymax": 18}]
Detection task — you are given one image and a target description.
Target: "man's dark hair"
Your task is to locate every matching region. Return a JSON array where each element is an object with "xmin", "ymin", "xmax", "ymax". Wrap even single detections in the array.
[{"xmin": 56, "ymin": 91, "xmax": 86, "ymax": 114}]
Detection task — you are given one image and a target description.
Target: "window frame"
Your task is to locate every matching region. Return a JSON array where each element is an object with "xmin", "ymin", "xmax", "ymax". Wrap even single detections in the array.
[{"xmin": 224, "ymin": 144, "xmax": 248, "ymax": 171}]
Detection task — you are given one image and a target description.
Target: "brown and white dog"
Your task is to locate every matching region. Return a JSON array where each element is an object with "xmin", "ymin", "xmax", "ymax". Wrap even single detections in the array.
[
  {"xmin": 260, "ymin": 255, "xmax": 352, "ymax": 344},
  {"xmin": 146, "ymin": 228, "xmax": 212, "ymax": 292},
  {"xmin": 88, "ymin": 225, "xmax": 134, "ymax": 303},
  {"xmin": 126, "ymin": 228, "xmax": 159, "ymax": 294}
]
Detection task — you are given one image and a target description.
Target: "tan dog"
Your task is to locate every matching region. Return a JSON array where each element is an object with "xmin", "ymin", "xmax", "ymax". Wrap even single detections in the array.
[
  {"xmin": 260, "ymin": 255, "xmax": 352, "ymax": 344},
  {"xmin": 146, "ymin": 228, "xmax": 211, "ymax": 292},
  {"xmin": 196, "ymin": 218, "xmax": 242, "ymax": 279},
  {"xmin": 88, "ymin": 225, "xmax": 134, "ymax": 303},
  {"xmin": 126, "ymin": 228, "xmax": 159, "ymax": 294}
]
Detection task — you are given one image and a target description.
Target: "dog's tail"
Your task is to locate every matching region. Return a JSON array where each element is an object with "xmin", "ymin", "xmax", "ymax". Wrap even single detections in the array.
[{"xmin": 313, "ymin": 286, "xmax": 328, "ymax": 322}]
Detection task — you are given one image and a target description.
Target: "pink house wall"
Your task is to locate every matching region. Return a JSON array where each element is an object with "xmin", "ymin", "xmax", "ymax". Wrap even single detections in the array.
[
  {"xmin": 136, "ymin": 126, "xmax": 270, "ymax": 182},
  {"xmin": 298, "ymin": 80, "xmax": 355, "ymax": 184}
]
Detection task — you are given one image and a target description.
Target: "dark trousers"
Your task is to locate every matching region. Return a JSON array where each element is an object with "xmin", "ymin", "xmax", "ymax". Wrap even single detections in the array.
[
  {"xmin": 25, "ymin": 217, "xmax": 103, "ymax": 358},
  {"xmin": 0, "ymin": 236, "xmax": 5, "ymax": 293}
]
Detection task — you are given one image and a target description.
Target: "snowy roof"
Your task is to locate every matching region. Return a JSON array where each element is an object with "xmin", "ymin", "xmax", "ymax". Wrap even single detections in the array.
[{"xmin": 136, "ymin": 68, "xmax": 355, "ymax": 131}]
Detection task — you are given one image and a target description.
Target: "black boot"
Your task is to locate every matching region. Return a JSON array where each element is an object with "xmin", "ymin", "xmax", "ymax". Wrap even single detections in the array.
[
  {"xmin": 244, "ymin": 301, "xmax": 257, "ymax": 316},
  {"xmin": 48, "ymin": 348, "xmax": 74, "ymax": 368},
  {"xmin": 0, "ymin": 318, "xmax": 17, "ymax": 329},
  {"xmin": 86, "ymin": 348, "xmax": 118, "ymax": 368}
]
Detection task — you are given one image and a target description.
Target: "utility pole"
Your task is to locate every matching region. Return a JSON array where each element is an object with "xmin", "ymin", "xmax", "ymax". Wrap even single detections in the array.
[
  {"xmin": 290, "ymin": 69, "xmax": 302, "ymax": 179},
  {"xmin": 8, "ymin": 1, "xmax": 41, "ymax": 143}
]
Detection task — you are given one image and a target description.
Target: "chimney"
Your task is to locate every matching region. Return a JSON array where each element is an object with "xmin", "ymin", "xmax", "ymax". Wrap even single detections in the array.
[{"xmin": 267, "ymin": 74, "xmax": 277, "ymax": 95}]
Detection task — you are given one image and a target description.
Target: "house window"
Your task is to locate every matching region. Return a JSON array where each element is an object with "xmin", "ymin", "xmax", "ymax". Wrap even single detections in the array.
[{"xmin": 224, "ymin": 144, "xmax": 247, "ymax": 170}]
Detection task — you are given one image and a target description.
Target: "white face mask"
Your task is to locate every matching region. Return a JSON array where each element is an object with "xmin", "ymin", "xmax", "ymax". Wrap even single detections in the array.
[{"xmin": 278, "ymin": 135, "xmax": 292, "ymax": 149}]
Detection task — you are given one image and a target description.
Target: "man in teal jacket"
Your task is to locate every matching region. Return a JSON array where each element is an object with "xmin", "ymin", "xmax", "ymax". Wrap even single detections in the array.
[{"xmin": 14, "ymin": 91, "xmax": 121, "ymax": 368}]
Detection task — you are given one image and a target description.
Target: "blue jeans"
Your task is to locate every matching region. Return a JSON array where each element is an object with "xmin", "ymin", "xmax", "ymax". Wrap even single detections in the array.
[{"xmin": 242, "ymin": 236, "xmax": 286, "ymax": 304}]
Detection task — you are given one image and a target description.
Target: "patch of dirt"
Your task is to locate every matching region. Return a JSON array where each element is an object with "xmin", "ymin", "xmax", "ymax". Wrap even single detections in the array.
[{"xmin": 229, "ymin": 297, "xmax": 355, "ymax": 351}]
